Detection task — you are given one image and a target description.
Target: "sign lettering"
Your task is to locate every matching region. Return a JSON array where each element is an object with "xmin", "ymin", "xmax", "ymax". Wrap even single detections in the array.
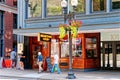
[{"xmin": 38, "ymin": 33, "xmax": 52, "ymax": 42}]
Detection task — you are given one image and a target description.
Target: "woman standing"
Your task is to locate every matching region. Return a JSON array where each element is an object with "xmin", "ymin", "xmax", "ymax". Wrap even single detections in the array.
[
  {"xmin": 38, "ymin": 52, "xmax": 43, "ymax": 73},
  {"xmin": 51, "ymin": 53, "xmax": 61, "ymax": 74}
]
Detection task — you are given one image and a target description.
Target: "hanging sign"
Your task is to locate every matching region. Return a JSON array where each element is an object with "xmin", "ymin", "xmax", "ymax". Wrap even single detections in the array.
[
  {"xmin": 38, "ymin": 33, "xmax": 52, "ymax": 42},
  {"xmin": 17, "ymin": 43, "xmax": 23, "ymax": 54}
]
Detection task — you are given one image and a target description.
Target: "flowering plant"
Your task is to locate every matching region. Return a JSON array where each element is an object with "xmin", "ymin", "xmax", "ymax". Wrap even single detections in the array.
[
  {"xmin": 59, "ymin": 24, "xmax": 69, "ymax": 39},
  {"xmin": 70, "ymin": 20, "xmax": 82, "ymax": 38},
  {"xmin": 59, "ymin": 20, "xmax": 82, "ymax": 39},
  {"xmin": 70, "ymin": 20, "xmax": 82, "ymax": 28}
]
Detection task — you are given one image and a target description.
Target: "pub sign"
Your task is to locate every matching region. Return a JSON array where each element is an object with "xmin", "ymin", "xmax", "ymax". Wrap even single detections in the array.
[{"xmin": 38, "ymin": 33, "xmax": 52, "ymax": 42}]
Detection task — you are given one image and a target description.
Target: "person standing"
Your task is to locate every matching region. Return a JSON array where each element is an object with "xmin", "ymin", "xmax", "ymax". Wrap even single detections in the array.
[
  {"xmin": 52, "ymin": 53, "xmax": 61, "ymax": 74},
  {"xmin": 38, "ymin": 52, "xmax": 43, "ymax": 73},
  {"xmin": 19, "ymin": 53, "xmax": 25, "ymax": 70},
  {"xmin": 10, "ymin": 49, "xmax": 17, "ymax": 68}
]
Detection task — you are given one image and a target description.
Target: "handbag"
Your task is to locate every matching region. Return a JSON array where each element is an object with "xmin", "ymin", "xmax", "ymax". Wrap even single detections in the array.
[{"xmin": 54, "ymin": 66, "xmax": 57, "ymax": 71}]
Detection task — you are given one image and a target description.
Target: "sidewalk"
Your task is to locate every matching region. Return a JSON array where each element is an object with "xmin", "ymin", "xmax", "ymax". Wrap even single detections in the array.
[{"xmin": 0, "ymin": 68, "xmax": 120, "ymax": 80}]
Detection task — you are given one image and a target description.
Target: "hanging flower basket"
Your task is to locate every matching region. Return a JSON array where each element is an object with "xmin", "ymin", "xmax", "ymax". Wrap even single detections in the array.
[
  {"xmin": 59, "ymin": 24, "xmax": 69, "ymax": 39},
  {"xmin": 59, "ymin": 20, "xmax": 82, "ymax": 39},
  {"xmin": 69, "ymin": 20, "xmax": 82, "ymax": 28},
  {"xmin": 69, "ymin": 20, "xmax": 82, "ymax": 38}
]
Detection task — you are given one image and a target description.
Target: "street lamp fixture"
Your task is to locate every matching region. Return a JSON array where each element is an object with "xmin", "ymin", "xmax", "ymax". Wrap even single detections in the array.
[{"xmin": 61, "ymin": 0, "xmax": 78, "ymax": 79}]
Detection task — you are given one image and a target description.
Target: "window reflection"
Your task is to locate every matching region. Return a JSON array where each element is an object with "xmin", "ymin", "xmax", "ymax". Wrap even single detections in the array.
[
  {"xmin": 47, "ymin": 0, "xmax": 62, "ymax": 15},
  {"xmin": 116, "ymin": 44, "xmax": 120, "ymax": 54},
  {"xmin": 61, "ymin": 38, "xmax": 82, "ymax": 57},
  {"xmin": 70, "ymin": 0, "xmax": 85, "ymax": 13},
  {"xmin": 92, "ymin": 0, "xmax": 106, "ymax": 11},
  {"xmin": 61, "ymin": 40, "xmax": 69, "ymax": 57},
  {"xmin": 86, "ymin": 38, "xmax": 97, "ymax": 58},
  {"xmin": 29, "ymin": 0, "xmax": 42, "ymax": 17},
  {"xmin": 73, "ymin": 38, "xmax": 82, "ymax": 57},
  {"xmin": 51, "ymin": 39, "xmax": 59, "ymax": 57},
  {"xmin": 76, "ymin": 0, "xmax": 85, "ymax": 13},
  {"xmin": 112, "ymin": 0, "xmax": 120, "ymax": 9}
]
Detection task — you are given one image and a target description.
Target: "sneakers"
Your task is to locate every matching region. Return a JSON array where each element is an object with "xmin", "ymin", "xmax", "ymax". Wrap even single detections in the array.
[
  {"xmin": 38, "ymin": 70, "xmax": 44, "ymax": 74},
  {"xmin": 38, "ymin": 72, "xmax": 41, "ymax": 74}
]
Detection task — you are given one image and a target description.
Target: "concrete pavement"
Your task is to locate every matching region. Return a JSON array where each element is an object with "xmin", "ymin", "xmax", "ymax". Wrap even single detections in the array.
[{"xmin": 0, "ymin": 68, "xmax": 120, "ymax": 80}]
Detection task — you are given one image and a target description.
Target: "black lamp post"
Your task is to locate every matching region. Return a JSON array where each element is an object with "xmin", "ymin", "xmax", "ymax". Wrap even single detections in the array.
[{"xmin": 61, "ymin": 0, "xmax": 78, "ymax": 79}]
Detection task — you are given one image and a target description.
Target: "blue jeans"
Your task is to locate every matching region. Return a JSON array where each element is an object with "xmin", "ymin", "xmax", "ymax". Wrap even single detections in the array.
[{"xmin": 51, "ymin": 64, "xmax": 61, "ymax": 74}]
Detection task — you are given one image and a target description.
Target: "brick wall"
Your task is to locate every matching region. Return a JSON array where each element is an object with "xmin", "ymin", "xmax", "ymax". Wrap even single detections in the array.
[
  {"xmin": 5, "ymin": 0, "xmax": 14, "ymax": 6},
  {"xmin": 4, "ymin": 0, "xmax": 14, "ymax": 54},
  {"xmin": 4, "ymin": 12, "xmax": 13, "ymax": 54}
]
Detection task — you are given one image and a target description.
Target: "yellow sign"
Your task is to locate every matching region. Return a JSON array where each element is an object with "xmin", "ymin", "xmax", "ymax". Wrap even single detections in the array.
[{"xmin": 38, "ymin": 33, "xmax": 52, "ymax": 42}]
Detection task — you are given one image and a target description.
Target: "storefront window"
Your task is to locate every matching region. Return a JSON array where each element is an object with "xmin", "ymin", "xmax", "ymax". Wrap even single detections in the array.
[
  {"xmin": 92, "ymin": 0, "xmax": 106, "ymax": 12},
  {"xmin": 61, "ymin": 38, "xmax": 82, "ymax": 57},
  {"xmin": 51, "ymin": 39, "xmax": 59, "ymax": 57},
  {"xmin": 47, "ymin": 0, "xmax": 62, "ymax": 15},
  {"xmin": 86, "ymin": 38, "xmax": 97, "ymax": 58},
  {"xmin": 112, "ymin": 0, "xmax": 120, "ymax": 9},
  {"xmin": 61, "ymin": 40, "xmax": 69, "ymax": 57},
  {"xmin": 29, "ymin": 0, "xmax": 42, "ymax": 17}
]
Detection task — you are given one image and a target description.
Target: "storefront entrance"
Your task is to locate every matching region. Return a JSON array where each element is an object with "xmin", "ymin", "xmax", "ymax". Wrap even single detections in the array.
[{"xmin": 101, "ymin": 41, "xmax": 120, "ymax": 69}]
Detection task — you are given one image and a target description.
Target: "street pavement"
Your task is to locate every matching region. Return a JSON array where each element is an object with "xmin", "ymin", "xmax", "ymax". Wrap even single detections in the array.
[{"xmin": 0, "ymin": 68, "xmax": 120, "ymax": 80}]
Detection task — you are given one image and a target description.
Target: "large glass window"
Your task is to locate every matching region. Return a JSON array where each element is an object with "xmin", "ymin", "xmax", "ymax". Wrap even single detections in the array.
[
  {"xmin": 29, "ymin": 0, "xmax": 42, "ymax": 17},
  {"xmin": 112, "ymin": 0, "xmax": 120, "ymax": 9},
  {"xmin": 47, "ymin": 0, "xmax": 62, "ymax": 15},
  {"xmin": 116, "ymin": 43, "xmax": 120, "ymax": 67},
  {"xmin": 61, "ymin": 40, "xmax": 69, "ymax": 57},
  {"xmin": 92, "ymin": 0, "xmax": 106, "ymax": 12},
  {"xmin": 51, "ymin": 39, "xmax": 59, "ymax": 57},
  {"xmin": 61, "ymin": 38, "xmax": 82, "ymax": 57},
  {"xmin": 76, "ymin": 0, "xmax": 85, "ymax": 13},
  {"xmin": 69, "ymin": 0, "xmax": 85, "ymax": 13}
]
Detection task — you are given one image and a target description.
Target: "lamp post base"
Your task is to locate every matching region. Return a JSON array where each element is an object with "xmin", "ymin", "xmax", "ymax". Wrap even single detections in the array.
[
  {"xmin": 66, "ymin": 71, "xmax": 76, "ymax": 79},
  {"xmin": 107, "ymin": 64, "xmax": 110, "ymax": 68}
]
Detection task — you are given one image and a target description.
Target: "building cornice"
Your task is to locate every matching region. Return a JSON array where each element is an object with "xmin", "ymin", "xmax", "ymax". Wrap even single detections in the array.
[
  {"xmin": 25, "ymin": 11, "xmax": 120, "ymax": 23},
  {"xmin": 25, "ymin": 11, "xmax": 120, "ymax": 29},
  {"xmin": 0, "ymin": 3, "xmax": 17, "ymax": 14}
]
